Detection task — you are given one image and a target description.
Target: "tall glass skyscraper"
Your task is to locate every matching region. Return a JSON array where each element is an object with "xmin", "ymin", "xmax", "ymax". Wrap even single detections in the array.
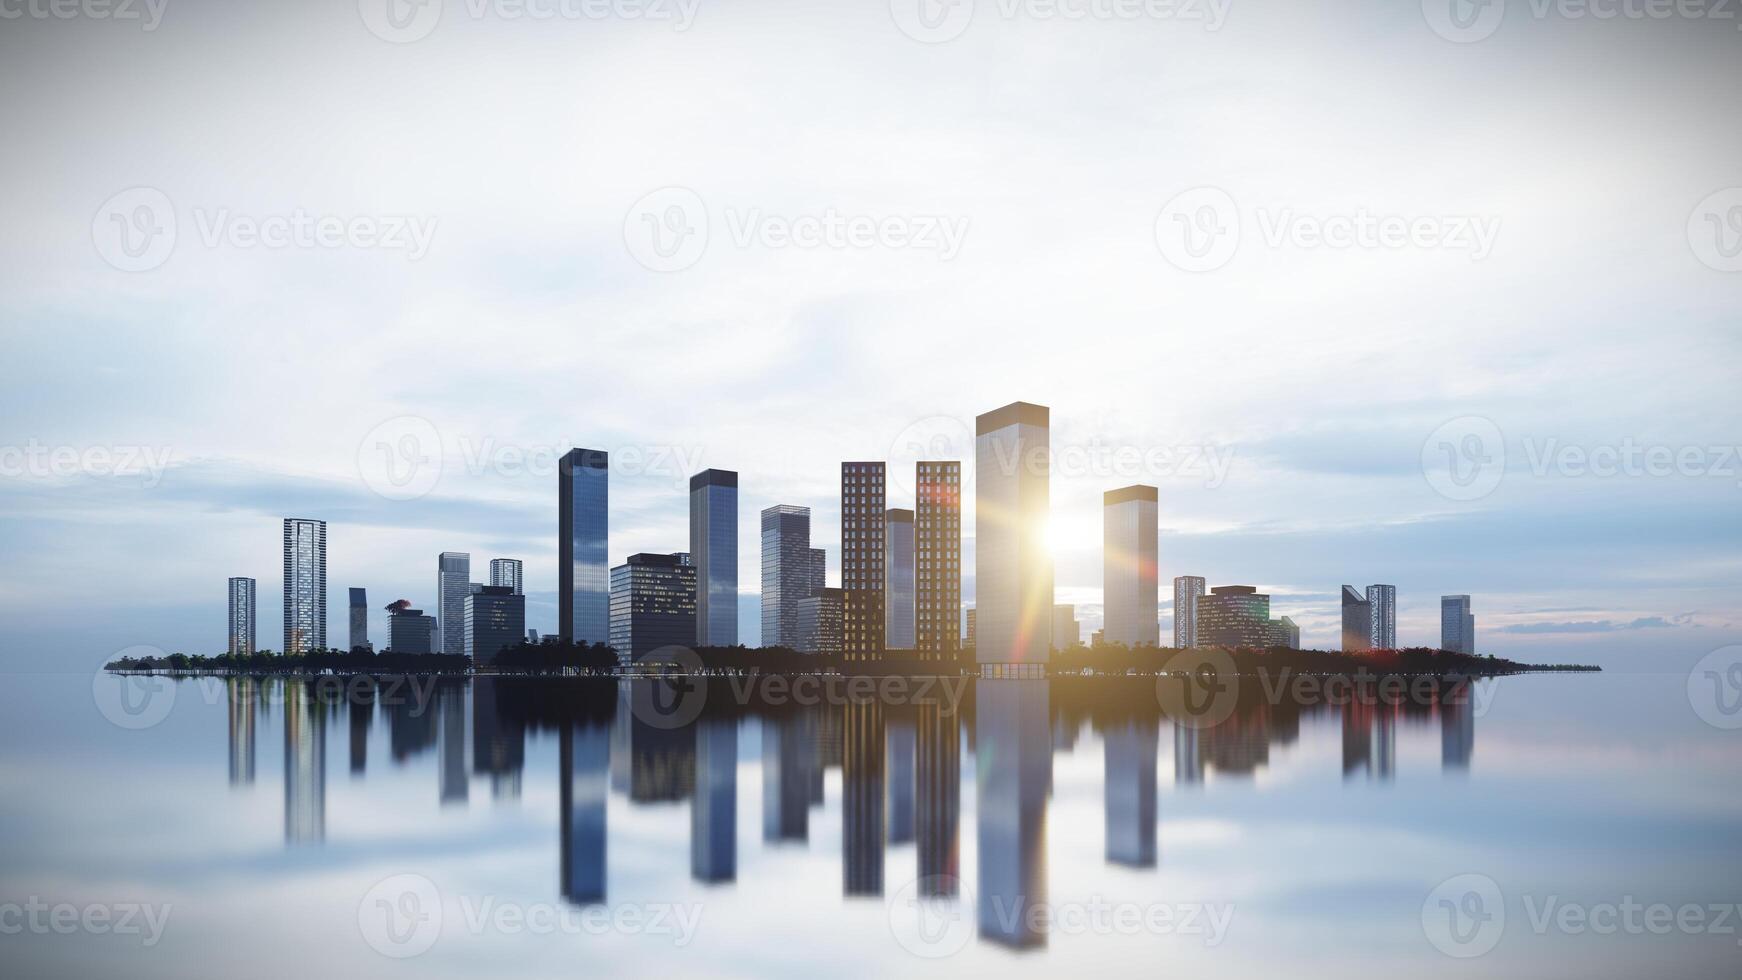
[
  {"xmin": 915, "ymin": 460, "xmax": 961, "ymax": 658},
  {"xmin": 437, "ymin": 552, "xmax": 471, "ymax": 657},
  {"xmin": 842, "ymin": 462, "xmax": 887, "ymax": 661},
  {"xmin": 1441, "ymin": 594, "xmax": 1475, "ymax": 654},
  {"xmin": 1367, "ymin": 584, "xmax": 1397, "ymax": 649},
  {"xmin": 1173, "ymin": 575, "xmax": 1205, "ymax": 648},
  {"xmin": 689, "ymin": 469, "xmax": 738, "ymax": 647},
  {"xmin": 464, "ymin": 584, "xmax": 526, "ymax": 665},
  {"xmin": 1103, "ymin": 485, "xmax": 1160, "ymax": 647},
  {"xmin": 608, "ymin": 553, "xmax": 696, "ymax": 662},
  {"xmin": 760, "ymin": 505, "xmax": 812, "ymax": 649},
  {"xmin": 228, "ymin": 577, "xmax": 256, "ymax": 656},
  {"xmin": 559, "ymin": 449, "xmax": 609, "ymax": 645},
  {"xmin": 884, "ymin": 508, "xmax": 915, "ymax": 650},
  {"xmin": 347, "ymin": 587, "xmax": 367, "ymax": 652},
  {"xmin": 281, "ymin": 518, "xmax": 326, "ymax": 655},
  {"xmin": 489, "ymin": 558, "xmax": 524, "ymax": 596},
  {"xmin": 1341, "ymin": 585, "xmax": 1373, "ymax": 653},
  {"xmin": 975, "ymin": 402, "xmax": 1051, "ymax": 674}
]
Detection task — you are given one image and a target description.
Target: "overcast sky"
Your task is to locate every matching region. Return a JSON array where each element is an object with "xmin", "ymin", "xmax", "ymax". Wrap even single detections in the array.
[{"xmin": 2, "ymin": 0, "xmax": 1738, "ymax": 671}]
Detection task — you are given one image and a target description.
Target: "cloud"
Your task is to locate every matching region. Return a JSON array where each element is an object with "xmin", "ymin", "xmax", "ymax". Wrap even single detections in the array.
[{"xmin": 1499, "ymin": 617, "xmax": 1675, "ymax": 635}]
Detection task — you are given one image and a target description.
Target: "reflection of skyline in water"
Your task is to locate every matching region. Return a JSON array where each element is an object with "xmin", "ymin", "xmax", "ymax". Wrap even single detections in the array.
[{"xmin": 230, "ymin": 675, "xmax": 1482, "ymax": 946}]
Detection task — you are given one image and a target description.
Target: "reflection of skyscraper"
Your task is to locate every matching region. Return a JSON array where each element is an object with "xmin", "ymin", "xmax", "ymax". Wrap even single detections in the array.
[
  {"xmin": 439, "ymin": 683, "xmax": 469, "ymax": 805},
  {"xmin": 843, "ymin": 699, "xmax": 886, "ymax": 896},
  {"xmin": 842, "ymin": 462, "xmax": 887, "ymax": 661},
  {"xmin": 1103, "ymin": 485, "xmax": 1160, "ymax": 647},
  {"xmin": 1367, "ymin": 584, "xmax": 1396, "ymax": 649},
  {"xmin": 760, "ymin": 505, "xmax": 812, "ymax": 649},
  {"xmin": 472, "ymin": 677, "xmax": 525, "ymax": 799},
  {"xmin": 349, "ymin": 686, "xmax": 370, "ymax": 775},
  {"xmin": 227, "ymin": 677, "xmax": 256, "ymax": 785},
  {"xmin": 614, "ymin": 682, "xmax": 696, "ymax": 802},
  {"xmin": 1441, "ymin": 595, "xmax": 1475, "ymax": 654},
  {"xmin": 975, "ymin": 403, "xmax": 1051, "ymax": 675},
  {"xmin": 886, "ymin": 716, "xmax": 916, "ymax": 845},
  {"xmin": 229, "ymin": 577, "xmax": 256, "ymax": 656},
  {"xmin": 559, "ymin": 449, "xmax": 610, "ymax": 646},
  {"xmin": 916, "ymin": 701, "xmax": 961, "ymax": 895},
  {"xmin": 1173, "ymin": 722, "xmax": 1203, "ymax": 785},
  {"xmin": 1341, "ymin": 585, "xmax": 1373, "ymax": 653},
  {"xmin": 561, "ymin": 722, "xmax": 609, "ymax": 904},
  {"xmin": 915, "ymin": 460, "xmax": 962, "ymax": 659},
  {"xmin": 691, "ymin": 716, "xmax": 737, "ymax": 883},
  {"xmin": 690, "ymin": 469, "xmax": 738, "ymax": 647},
  {"xmin": 1173, "ymin": 576, "xmax": 1205, "ymax": 648},
  {"xmin": 1104, "ymin": 718, "xmax": 1158, "ymax": 867},
  {"xmin": 282, "ymin": 519, "xmax": 326, "ymax": 655},
  {"xmin": 284, "ymin": 680, "xmax": 325, "ymax": 843},
  {"xmin": 976, "ymin": 679, "xmax": 1051, "ymax": 947},
  {"xmin": 489, "ymin": 558, "xmax": 524, "ymax": 596},
  {"xmin": 885, "ymin": 508, "xmax": 915, "ymax": 650},
  {"xmin": 348, "ymin": 587, "xmax": 368, "ymax": 652},
  {"xmin": 762, "ymin": 714, "xmax": 816, "ymax": 843},
  {"xmin": 1441, "ymin": 684, "xmax": 1476, "ymax": 771},
  {"xmin": 437, "ymin": 552, "xmax": 471, "ymax": 657}
]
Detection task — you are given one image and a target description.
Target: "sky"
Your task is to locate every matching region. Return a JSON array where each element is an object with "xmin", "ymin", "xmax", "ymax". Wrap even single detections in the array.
[{"xmin": 1, "ymin": 0, "xmax": 1738, "ymax": 672}]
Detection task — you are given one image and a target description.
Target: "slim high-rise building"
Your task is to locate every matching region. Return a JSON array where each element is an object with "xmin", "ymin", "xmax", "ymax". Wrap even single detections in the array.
[
  {"xmin": 228, "ymin": 577, "xmax": 256, "ymax": 656},
  {"xmin": 760, "ymin": 505, "xmax": 812, "ymax": 649},
  {"xmin": 1341, "ymin": 585, "xmax": 1373, "ymax": 653},
  {"xmin": 489, "ymin": 558, "xmax": 524, "ymax": 596},
  {"xmin": 1441, "ymin": 595, "xmax": 1475, "ymax": 654},
  {"xmin": 1197, "ymin": 585, "xmax": 1273, "ymax": 649},
  {"xmin": 808, "ymin": 547, "xmax": 827, "ymax": 598},
  {"xmin": 464, "ymin": 585, "xmax": 526, "ymax": 665},
  {"xmin": 1367, "ymin": 584, "xmax": 1397, "ymax": 649},
  {"xmin": 885, "ymin": 508, "xmax": 915, "ymax": 650},
  {"xmin": 282, "ymin": 518, "xmax": 326, "ymax": 655},
  {"xmin": 915, "ymin": 460, "xmax": 962, "ymax": 658},
  {"xmin": 347, "ymin": 587, "xmax": 368, "ymax": 652},
  {"xmin": 1173, "ymin": 575, "xmax": 1205, "ymax": 648},
  {"xmin": 965, "ymin": 608, "xmax": 976, "ymax": 649},
  {"xmin": 1051, "ymin": 604, "xmax": 1079, "ymax": 651},
  {"xmin": 975, "ymin": 402, "xmax": 1051, "ymax": 675},
  {"xmin": 608, "ymin": 553, "xmax": 697, "ymax": 662},
  {"xmin": 559, "ymin": 449, "xmax": 610, "ymax": 645},
  {"xmin": 1103, "ymin": 485, "xmax": 1160, "ymax": 647},
  {"xmin": 689, "ymin": 469, "xmax": 739, "ymax": 647},
  {"xmin": 437, "ymin": 553, "xmax": 471, "ymax": 657},
  {"xmin": 841, "ymin": 462, "xmax": 887, "ymax": 661}
]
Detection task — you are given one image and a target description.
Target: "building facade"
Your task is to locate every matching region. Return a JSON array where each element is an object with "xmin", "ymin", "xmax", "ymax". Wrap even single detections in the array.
[
  {"xmin": 465, "ymin": 584, "xmax": 526, "ymax": 665},
  {"xmin": 609, "ymin": 553, "xmax": 697, "ymax": 662},
  {"xmin": 1367, "ymin": 584, "xmax": 1396, "ymax": 649},
  {"xmin": 489, "ymin": 558, "xmax": 524, "ymax": 596},
  {"xmin": 975, "ymin": 402, "xmax": 1051, "ymax": 674},
  {"xmin": 437, "ymin": 552, "xmax": 471, "ymax": 657},
  {"xmin": 559, "ymin": 449, "xmax": 610, "ymax": 645},
  {"xmin": 842, "ymin": 462, "xmax": 887, "ymax": 661},
  {"xmin": 1269, "ymin": 615, "xmax": 1301, "ymax": 649},
  {"xmin": 1173, "ymin": 575, "xmax": 1205, "ymax": 648},
  {"xmin": 965, "ymin": 609, "xmax": 976, "ymax": 650},
  {"xmin": 387, "ymin": 601, "xmax": 436, "ymax": 654},
  {"xmin": 1441, "ymin": 595, "xmax": 1475, "ymax": 654},
  {"xmin": 915, "ymin": 460, "xmax": 962, "ymax": 659},
  {"xmin": 885, "ymin": 508, "xmax": 915, "ymax": 650},
  {"xmin": 1103, "ymin": 485, "xmax": 1160, "ymax": 647},
  {"xmin": 347, "ymin": 587, "xmax": 368, "ymax": 652},
  {"xmin": 760, "ymin": 505, "xmax": 812, "ymax": 649},
  {"xmin": 229, "ymin": 577, "xmax": 257, "ymax": 656},
  {"xmin": 689, "ymin": 469, "xmax": 739, "ymax": 647},
  {"xmin": 1196, "ymin": 585, "xmax": 1273, "ymax": 649},
  {"xmin": 1341, "ymin": 585, "xmax": 1373, "ymax": 653},
  {"xmin": 282, "ymin": 518, "xmax": 327, "ymax": 654},
  {"xmin": 797, "ymin": 587, "xmax": 844, "ymax": 655}
]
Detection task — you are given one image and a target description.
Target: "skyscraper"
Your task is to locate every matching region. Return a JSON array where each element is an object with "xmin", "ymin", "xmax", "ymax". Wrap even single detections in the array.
[
  {"xmin": 1173, "ymin": 575, "xmax": 1205, "ymax": 648},
  {"xmin": 808, "ymin": 548, "xmax": 827, "ymax": 597},
  {"xmin": 797, "ymin": 587, "xmax": 844, "ymax": 655},
  {"xmin": 915, "ymin": 460, "xmax": 962, "ymax": 658},
  {"xmin": 386, "ymin": 600, "xmax": 437, "ymax": 654},
  {"xmin": 559, "ymin": 449, "xmax": 610, "ymax": 645},
  {"xmin": 1197, "ymin": 585, "xmax": 1273, "ymax": 649},
  {"xmin": 884, "ymin": 508, "xmax": 915, "ymax": 650},
  {"xmin": 1341, "ymin": 585, "xmax": 1373, "ymax": 653},
  {"xmin": 348, "ymin": 587, "xmax": 368, "ymax": 652},
  {"xmin": 282, "ymin": 518, "xmax": 326, "ymax": 655},
  {"xmin": 975, "ymin": 402, "xmax": 1051, "ymax": 675},
  {"xmin": 436, "ymin": 552, "xmax": 470, "ymax": 657},
  {"xmin": 608, "ymin": 553, "xmax": 697, "ymax": 662},
  {"xmin": 228, "ymin": 577, "xmax": 256, "ymax": 656},
  {"xmin": 489, "ymin": 558, "xmax": 524, "ymax": 596},
  {"xmin": 841, "ymin": 462, "xmax": 887, "ymax": 661},
  {"xmin": 464, "ymin": 584, "xmax": 526, "ymax": 665},
  {"xmin": 1441, "ymin": 595, "xmax": 1475, "ymax": 654},
  {"xmin": 1103, "ymin": 485, "xmax": 1159, "ymax": 647},
  {"xmin": 1051, "ymin": 604, "xmax": 1079, "ymax": 651},
  {"xmin": 965, "ymin": 608, "xmax": 976, "ymax": 650},
  {"xmin": 689, "ymin": 469, "xmax": 738, "ymax": 647},
  {"xmin": 760, "ymin": 505, "xmax": 812, "ymax": 649},
  {"xmin": 1367, "ymin": 584, "xmax": 1397, "ymax": 649}
]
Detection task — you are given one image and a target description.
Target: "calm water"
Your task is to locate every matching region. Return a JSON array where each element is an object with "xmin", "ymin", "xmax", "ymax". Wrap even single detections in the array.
[{"xmin": 3, "ymin": 670, "xmax": 1739, "ymax": 978}]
